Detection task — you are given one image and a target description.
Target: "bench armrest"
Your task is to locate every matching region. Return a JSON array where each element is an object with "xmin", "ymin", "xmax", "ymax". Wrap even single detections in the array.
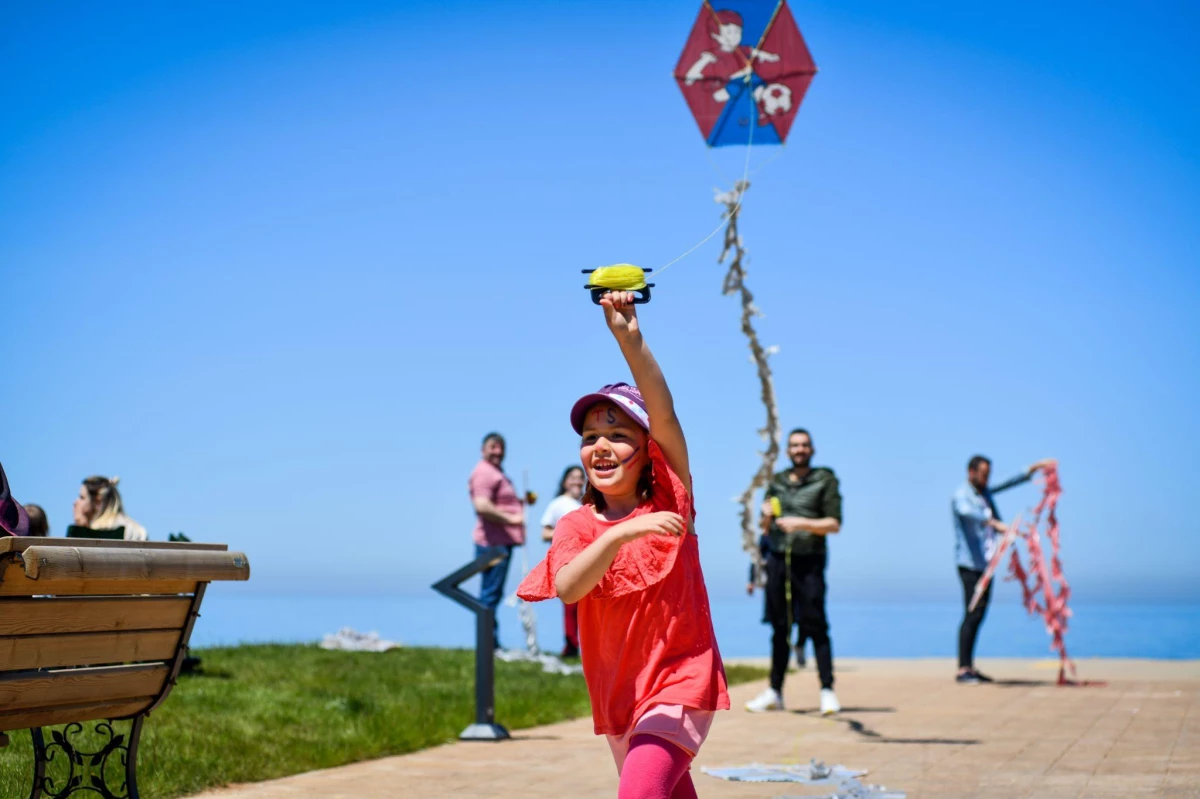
[{"xmin": 19, "ymin": 547, "xmax": 250, "ymax": 583}]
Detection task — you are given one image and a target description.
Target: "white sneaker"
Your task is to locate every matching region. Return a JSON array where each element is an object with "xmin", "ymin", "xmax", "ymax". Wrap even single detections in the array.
[
  {"xmin": 820, "ymin": 688, "xmax": 840, "ymax": 715},
  {"xmin": 745, "ymin": 688, "xmax": 785, "ymax": 712}
]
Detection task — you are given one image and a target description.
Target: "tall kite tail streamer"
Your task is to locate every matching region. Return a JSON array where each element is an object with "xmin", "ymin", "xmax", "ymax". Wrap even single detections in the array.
[
  {"xmin": 993, "ymin": 464, "xmax": 1088, "ymax": 685},
  {"xmin": 716, "ymin": 180, "xmax": 780, "ymax": 579}
]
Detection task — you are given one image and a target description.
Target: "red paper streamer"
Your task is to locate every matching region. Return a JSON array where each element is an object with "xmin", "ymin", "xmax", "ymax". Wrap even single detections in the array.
[{"xmin": 972, "ymin": 465, "xmax": 1080, "ymax": 685}]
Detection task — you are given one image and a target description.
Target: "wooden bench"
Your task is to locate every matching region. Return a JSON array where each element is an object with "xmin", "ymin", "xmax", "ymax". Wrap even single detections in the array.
[{"xmin": 0, "ymin": 537, "xmax": 250, "ymax": 799}]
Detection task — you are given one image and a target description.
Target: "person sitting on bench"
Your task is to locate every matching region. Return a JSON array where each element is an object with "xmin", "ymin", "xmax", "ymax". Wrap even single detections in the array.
[{"xmin": 71, "ymin": 475, "xmax": 147, "ymax": 540}]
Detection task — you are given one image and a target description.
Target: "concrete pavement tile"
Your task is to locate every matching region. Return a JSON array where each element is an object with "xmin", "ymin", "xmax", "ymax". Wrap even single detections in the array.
[{"xmin": 184, "ymin": 658, "xmax": 1199, "ymax": 799}]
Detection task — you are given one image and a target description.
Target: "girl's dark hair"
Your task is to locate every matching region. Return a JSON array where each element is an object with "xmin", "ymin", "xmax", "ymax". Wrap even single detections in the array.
[
  {"xmin": 555, "ymin": 466, "xmax": 584, "ymax": 498},
  {"xmin": 582, "ymin": 463, "xmax": 654, "ymax": 513}
]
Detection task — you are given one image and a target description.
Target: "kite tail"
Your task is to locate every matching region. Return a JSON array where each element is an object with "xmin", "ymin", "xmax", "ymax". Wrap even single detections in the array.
[
  {"xmin": 717, "ymin": 180, "xmax": 779, "ymax": 578},
  {"xmin": 1005, "ymin": 465, "xmax": 1077, "ymax": 683}
]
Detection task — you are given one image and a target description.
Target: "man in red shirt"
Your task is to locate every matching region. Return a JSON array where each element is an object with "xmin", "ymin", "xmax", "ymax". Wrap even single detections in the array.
[{"xmin": 468, "ymin": 432, "xmax": 526, "ymax": 649}]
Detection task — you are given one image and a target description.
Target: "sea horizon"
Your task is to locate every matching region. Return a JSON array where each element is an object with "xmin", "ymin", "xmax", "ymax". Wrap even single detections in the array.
[{"xmin": 189, "ymin": 589, "xmax": 1200, "ymax": 661}]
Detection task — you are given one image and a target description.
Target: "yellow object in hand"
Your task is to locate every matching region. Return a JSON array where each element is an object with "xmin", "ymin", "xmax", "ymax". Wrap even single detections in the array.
[
  {"xmin": 587, "ymin": 264, "xmax": 648, "ymax": 291},
  {"xmin": 581, "ymin": 264, "xmax": 656, "ymax": 305},
  {"xmin": 769, "ymin": 497, "xmax": 783, "ymax": 517}
]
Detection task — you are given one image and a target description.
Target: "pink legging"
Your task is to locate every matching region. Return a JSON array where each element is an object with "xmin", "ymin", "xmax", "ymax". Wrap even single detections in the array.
[{"xmin": 617, "ymin": 735, "xmax": 698, "ymax": 799}]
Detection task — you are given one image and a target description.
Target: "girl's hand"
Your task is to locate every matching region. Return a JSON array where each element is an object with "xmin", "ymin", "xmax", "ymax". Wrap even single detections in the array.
[
  {"xmin": 599, "ymin": 291, "xmax": 640, "ymax": 340},
  {"xmin": 607, "ymin": 511, "xmax": 685, "ymax": 544}
]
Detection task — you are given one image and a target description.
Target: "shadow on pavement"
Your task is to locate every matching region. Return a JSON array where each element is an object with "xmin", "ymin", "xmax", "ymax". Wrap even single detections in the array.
[
  {"xmin": 991, "ymin": 679, "xmax": 1053, "ymax": 687},
  {"xmin": 790, "ymin": 711, "xmax": 982, "ymax": 746}
]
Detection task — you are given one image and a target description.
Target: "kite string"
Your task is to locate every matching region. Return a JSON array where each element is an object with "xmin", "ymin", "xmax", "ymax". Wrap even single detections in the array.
[{"xmin": 655, "ymin": 73, "xmax": 757, "ymax": 279}]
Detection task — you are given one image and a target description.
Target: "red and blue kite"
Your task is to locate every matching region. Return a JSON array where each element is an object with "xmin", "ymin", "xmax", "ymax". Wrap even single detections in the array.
[{"xmin": 674, "ymin": 1, "xmax": 817, "ymax": 146}]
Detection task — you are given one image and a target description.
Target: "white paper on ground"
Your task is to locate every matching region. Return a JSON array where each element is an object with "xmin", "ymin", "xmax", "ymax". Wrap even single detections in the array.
[
  {"xmin": 702, "ymin": 760, "xmax": 868, "ymax": 784},
  {"xmin": 781, "ymin": 778, "xmax": 906, "ymax": 799},
  {"xmin": 319, "ymin": 627, "xmax": 400, "ymax": 652},
  {"xmin": 495, "ymin": 648, "xmax": 583, "ymax": 676}
]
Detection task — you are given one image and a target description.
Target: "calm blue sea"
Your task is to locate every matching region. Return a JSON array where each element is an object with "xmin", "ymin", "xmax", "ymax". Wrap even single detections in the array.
[{"xmin": 190, "ymin": 587, "xmax": 1200, "ymax": 660}]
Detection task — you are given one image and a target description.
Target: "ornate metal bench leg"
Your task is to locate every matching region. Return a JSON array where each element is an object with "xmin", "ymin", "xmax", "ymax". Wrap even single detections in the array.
[
  {"xmin": 29, "ymin": 727, "xmax": 45, "ymax": 799},
  {"xmin": 124, "ymin": 716, "xmax": 144, "ymax": 799},
  {"xmin": 26, "ymin": 719, "xmax": 141, "ymax": 798}
]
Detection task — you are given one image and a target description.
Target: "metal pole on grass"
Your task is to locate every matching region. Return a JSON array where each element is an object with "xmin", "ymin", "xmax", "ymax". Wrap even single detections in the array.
[{"xmin": 431, "ymin": 552, "xmax": 511, "ymax": 741}]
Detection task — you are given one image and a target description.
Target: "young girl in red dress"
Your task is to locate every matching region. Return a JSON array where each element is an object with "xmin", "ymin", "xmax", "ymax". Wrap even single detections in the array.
[{"xmin": 518, "ymin": 291, "xmax": 729, "ymax": 799}]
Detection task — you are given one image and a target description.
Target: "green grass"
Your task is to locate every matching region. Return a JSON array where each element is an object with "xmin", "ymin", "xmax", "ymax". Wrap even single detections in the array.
[{"xmin": 0, "ymin": 645, "xmax": 767, "ymax": 798}]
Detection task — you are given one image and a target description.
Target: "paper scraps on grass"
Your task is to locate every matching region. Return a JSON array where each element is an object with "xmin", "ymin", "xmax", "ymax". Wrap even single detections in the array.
[
  {"xmin": 495, "ymin": 647, "xmax": 583, "ymax": 676},
  {"xmin": 702, "ymin": 759, "xmax": 867, "ymax": 784},
  {"xmin": 320, "ymin": 627, "xmax": 400, "ymax": 652}
]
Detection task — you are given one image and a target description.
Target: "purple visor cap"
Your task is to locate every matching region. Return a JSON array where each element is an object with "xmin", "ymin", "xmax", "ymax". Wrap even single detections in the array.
[
  {"xmin": 0, "ymin": 461, "xmax": 29, "ymax": 537},
  {"xmin": 570, "ymin": 382, "xmax": 650, "ymax": 434}
]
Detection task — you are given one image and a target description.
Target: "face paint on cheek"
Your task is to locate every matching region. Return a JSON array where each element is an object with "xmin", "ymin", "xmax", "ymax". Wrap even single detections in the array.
[{"xmin": 620, "ymin": 446, "xmax": 642, "ymax": 466}]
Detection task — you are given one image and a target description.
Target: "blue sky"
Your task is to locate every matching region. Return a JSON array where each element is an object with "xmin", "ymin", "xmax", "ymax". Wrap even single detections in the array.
[{"xmin": 2, "ymin": 0, "xmax": 1197, "ymax": 604}]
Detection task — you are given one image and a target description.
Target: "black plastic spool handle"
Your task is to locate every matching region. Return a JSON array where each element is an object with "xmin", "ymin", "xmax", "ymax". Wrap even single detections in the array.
[{"xmin": 581, "ymin": 268, "xmax": 654, "ymax": 305}]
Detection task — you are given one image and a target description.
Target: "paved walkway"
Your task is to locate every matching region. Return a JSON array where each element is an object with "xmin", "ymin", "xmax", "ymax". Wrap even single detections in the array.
[{"xmin": 188, "ymin": 658, "xmax": 1199, "ymax": 799}]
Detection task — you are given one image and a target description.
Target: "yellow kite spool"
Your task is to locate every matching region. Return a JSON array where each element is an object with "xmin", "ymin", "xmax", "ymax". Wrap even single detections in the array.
[
  {"xmin": 582, "ymin": 264, "xmax": 655, "ymax": 304},
  {"xmin": 587, "ymin": 264, "xmax": 648, "ymax": 291}
]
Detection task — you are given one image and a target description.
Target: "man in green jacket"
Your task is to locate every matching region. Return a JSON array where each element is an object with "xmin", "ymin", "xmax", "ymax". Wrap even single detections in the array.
[{"xmin": 745, "ymin": 428, "xmax": 843, "ymax": 715}]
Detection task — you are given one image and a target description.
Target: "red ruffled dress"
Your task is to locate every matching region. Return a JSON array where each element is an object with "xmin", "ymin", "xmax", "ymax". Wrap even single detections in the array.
[{"xmin": 517, "ymin": 441, "xmax": 730, "ymax": 736}]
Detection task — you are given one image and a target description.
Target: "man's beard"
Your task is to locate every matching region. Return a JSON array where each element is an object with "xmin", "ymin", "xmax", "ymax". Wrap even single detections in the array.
[{"xmin": 791, "ymin": 456, "xmax": 811, "ymax": 469}]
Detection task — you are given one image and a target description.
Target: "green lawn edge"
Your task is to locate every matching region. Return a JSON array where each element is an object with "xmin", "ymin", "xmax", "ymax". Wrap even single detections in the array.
[{"xmin": 0, "ymin": 644, "xmax": 768, "ymax": 798}]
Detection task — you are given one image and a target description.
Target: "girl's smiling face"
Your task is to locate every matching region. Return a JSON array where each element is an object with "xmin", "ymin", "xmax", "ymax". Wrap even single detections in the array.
[{"xmin": 580, "ymin": 401, "xmax": 648, "ymax": 496}]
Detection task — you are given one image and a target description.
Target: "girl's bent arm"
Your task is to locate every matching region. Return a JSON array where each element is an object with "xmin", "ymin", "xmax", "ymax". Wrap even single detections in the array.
[
  {"xmin": 554, "ymin": 512, "xmax": 685, "ymax": 602},
  {"xmin": 554, "ymin": 531, "xmax": 626, "ymax": 603}
]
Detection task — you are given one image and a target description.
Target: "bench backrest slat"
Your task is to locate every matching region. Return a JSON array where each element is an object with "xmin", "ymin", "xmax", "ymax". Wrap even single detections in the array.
[
  {"xmin": 0, "ymin": 630, "xmax": 181, "ymax": 671},
  {"xmin": 0, "ymin": 698, "xmax": 156, "ymax": 734},
  {"xmin": 0, "ymin": 596, "xmax": 193, "ymax": 636},
  {"xmin": 0, "ymin": 561, "xmax": 199, "ymax": 596},
  {"xmin": 0, "ymin": 663, "xmax": 169, "ymax": 712}
]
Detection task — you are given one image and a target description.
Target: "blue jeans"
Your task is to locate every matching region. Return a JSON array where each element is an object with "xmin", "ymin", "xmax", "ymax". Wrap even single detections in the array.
[{"xmin": 475, "ymin": 544, "xmax": 514, "ymax": 648}]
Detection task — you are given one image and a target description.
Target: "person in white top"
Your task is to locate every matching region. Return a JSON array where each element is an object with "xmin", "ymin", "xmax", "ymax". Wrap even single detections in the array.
[
  {"xmin": 540, "ymin": 466, "xmax": 585, "ymax": 657},
  {"xmin": 73, "ymin": 476, "xmax": 148, "ymax": 541}
]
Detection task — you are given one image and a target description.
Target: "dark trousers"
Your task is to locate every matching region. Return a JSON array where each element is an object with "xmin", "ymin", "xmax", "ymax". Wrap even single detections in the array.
[
  {"xmin": 765, "ymin": 550, "xmax": 834, "ymax": 691},
  {"xmin": 475, "ymin": 544, "xmax": 514, "ymax": 648},
  {"xmin": 958, "ymin": 566, "xmax": 992, "ymax": 669},
  {"xmin": 562, "ymin": 601, "xmax": 579, "ymax": 654}
]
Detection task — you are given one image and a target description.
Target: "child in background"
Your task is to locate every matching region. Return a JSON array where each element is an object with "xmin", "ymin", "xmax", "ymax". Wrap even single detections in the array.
[
  {"xmin": 518, "ymin": 291, "xmax": 728, "ymax": 799},
  {"xmin": 541, "ymin": 466, "xmax": 586, "ymax": 658},
  {"xmin": 25, "ymin": 504, "xmax": 49, "ymax": 537}
]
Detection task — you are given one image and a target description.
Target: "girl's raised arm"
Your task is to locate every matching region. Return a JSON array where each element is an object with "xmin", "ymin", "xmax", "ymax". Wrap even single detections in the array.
[{"xmin": 599, "ymin": 291, "xmax": 691, "ymax": 499}]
